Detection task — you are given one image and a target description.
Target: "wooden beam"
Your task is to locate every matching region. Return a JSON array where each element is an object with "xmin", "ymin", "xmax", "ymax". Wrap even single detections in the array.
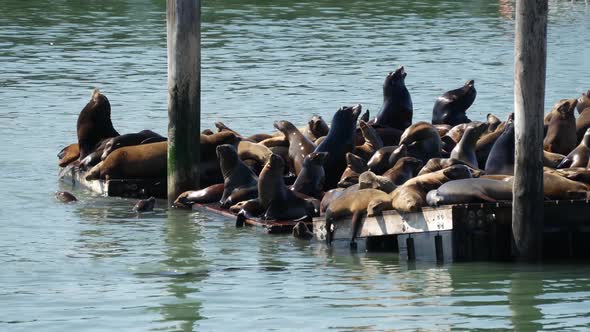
[
  {"xmin": 166, "ymin": 0, "xmax": 201, "ymax": 205},
  {"xmin": 513, "ymin": 0, "xmax": 548, "ymax": 261}
]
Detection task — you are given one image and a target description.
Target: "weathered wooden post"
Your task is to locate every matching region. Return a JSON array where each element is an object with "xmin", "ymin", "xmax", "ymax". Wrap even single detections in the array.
[
  {"xmin": 167, "ymin": 0, "xmax": 201, "ymax": 205},
  {"xmin": 513, "ymin": 0, "xmax": 548, "ymax": 260}
]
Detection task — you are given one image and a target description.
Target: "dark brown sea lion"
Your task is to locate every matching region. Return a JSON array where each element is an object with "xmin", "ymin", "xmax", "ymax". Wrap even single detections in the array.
[
  {"xmin": 133, "ymin": 197, "xmax": 156, "ymax": 212},
  {"xmin": 557, "ymin": 128, "xmax": 590, "ymax": 168},
  {"xmin": 80, "ymin": 139, "xmax": 110, "ymax": 169},
  {"xmin": 58, "ymin": 143, "xmax": 80, "ymax": 167},
  {"xmin": 577, "ymin": 90, "xmax": 590, "ymax": 114},
  {"xmin": 302, "ymin": 115, "xmax": 330, "ymax": 142},
  {"xmin": 338, "ymin": 153, "xmax": 368, "ymax": 188},
  {"xmin": 217, "ymin": 144, "xmax": 258, "ymax": 208},
  {"xmin": 485, "ymin": 120, "xmax": 515, "ymax": 175},
  {"xmin": 291, "ymin": 152, "xmax": 328, "ymax": 199},
  {"xmin": 450, "ymin": 122, "xmax": 488, "ymax": 168},
  {"xmin": 382, "ymin": 156, "xmax": 423, "ymax": 185},
  {"xmin": 236, "ymin": 154, "xmax": 317, "ymax": 220},
  {"xmin": 202, "ymin": 129, "xmax": 214, "ymax": 135},
  {"xmin": 432, "ymin": 80, "xmax": 476, "ymax": 126},
  {"xmin": 426, "ymin": 178, "xmax": 513, "ymax": 206},
  {"xmin": 367, "ymin": 146, "xmax": 398, "ymax": 175},
  {"xmin": 372, "ymin": 66, "xmax": 413, "ymax": 131},
  {"xmin": 358, "ymin": 171, "xmax": 396, "ymax": 193},
  {"xmin": 476, "ymin": 118, "xmax": 510, "ymax": 168},
  {"xmin": 76, "ymin": 89, "xmax": 119, "ymax": 160},
  {"xmin": 174, "ymin": 183, "xmax": 225, "ymax": 208},
  {"xmin": 398, "ymin": 121, "xmax": 442, "ymax": 163},
  {"xmin": 391, "ymin": 164, "xmax": 473, "ymax": 212},
  {"xmin": 353, "ymin": 120, "xmax": 383, "ymax": 161},
  {"xmin": 543, "ymin": 150, "xmax": 566, "ymax": 168},
  {"xmin": 101, "ymin": 130, "xmax": 164, "ymax": 160},
  {"xmin": 576, "ymin": 107, "xmax": 590, "ymax": 143},
  {"xmin": 325, "ymin": 188, "xmax": 393, "ymax": 246},
  {"xmin": 55, "ymin": 191, "xmax": 77, "ymax": 203},
  {"xmin": 314, "ymin": 104, "xmax": 362, "ymax": 190},
  {"xmin": 385, "ymin": 144, "xmax": 408, "ymax": 172},
  {"xmin": 433, "ymin": 124, "xmax": 452, "ymax": 137},
  {"xmin": 274, "ymin": 120, "xmax": 316, "ymax": 175},
  {"xmin": 543, "ymin": 98, "xmax": 578, "ymax": 155}
]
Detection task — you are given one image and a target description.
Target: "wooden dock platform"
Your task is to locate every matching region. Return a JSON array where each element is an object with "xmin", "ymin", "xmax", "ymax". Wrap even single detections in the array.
[{"xmin": 314, "ymin": 200, "xmax": 590, "ymax": 262}]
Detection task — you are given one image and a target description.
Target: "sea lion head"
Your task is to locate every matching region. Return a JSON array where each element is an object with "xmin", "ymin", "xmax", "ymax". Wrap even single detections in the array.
[
  {"xmin": 265, "ymin": 153, "xmax": 284, "ymax": 171},
  {"xmin": 273, "ymin": 120, "xmax": 297, "ymax": 135},
  {"xmin": 55, "ymin": 191, "xmax": 77, "ymax": 203},
  {"xmin": 554, "ymin": 98, "xmax": 578, "ymax": 119},
  {"xmin": 397, "ymin": 156, "xmax": 424, "ymax": 174},
  {"xmin": 89, "ymin": 88, "xmax": 111, "ymax": 115},
  {"xmin": 383, "ymin": 66, "xmax": 407, "ymax": 97},
  {"xmin": 331, "ymin": 104, "xmax": 362, "ymax": 132},
  {"xmin": 442, "ymin": 164, "xmax": 473, "ymax": 180},
  {"xmin": 346, "ymin": 152, "xmax": 366, "ymax": 173},
  {"xmin": 486, "ymin": 113, "xmax": 501, "ymax": 132},
  {"xmin": 308, "ymin": 115, "xmax": 329, "ymax": 138},
  {"xmin": 216, "ymin": 144, "xmax": 239, "ymax": 176},
  {"xmin": 464, "ymin": 79, "xmax": 475, "ymax": 89}
]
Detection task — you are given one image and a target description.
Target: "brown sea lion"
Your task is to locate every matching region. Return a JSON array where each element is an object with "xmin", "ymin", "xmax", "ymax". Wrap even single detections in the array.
[
  {"xmin": 58, "ymin": 143, "xmax": 80, "ymax": 167},
  {"xmin": 274, "ymin": 120, "xmax": 316, "ymax": 175},
  {"xmin": 557, "ymin": 128, "xmax": 590, "ymax": 168},
  {"xmin": 358, "ymin": 171, "xmax": 396, "ymax": 193},
  {"xmin": 382, "ymin": 157, "xmax": 423, "ymax": 185},
  {"xmin": 217, "ymin": 144, "xmax": 258, "ymax": 208},
  {"xmin": 314, "ymin": 104, "xmax": 362, "ymax": 190},
  {"xmin": 353, "ymin": 120, "xmax": 383, "ymax": 161},
  {"xmin": 542, "ymin": 172, "xmax": 589, "ymax": 199},
  {"xmin": 476, "ymin": 118, "xmax": 510, "ymax": 168},
  {"xmin": 259, "ymin": 135, "xmax": 289, "ymax": 148},
  {"xmin": 544, "ymin": 99, "xmax": 578, "ymax": 155},
  {"xmin": 386, "ymin": 144, "xmax": 408, "ymax": 171},
  {"xmin": 202, "ymin": 129, "xmax": 214, "ymax": 135},
  {"xmin": 418, "ymin": 158, "xmax": 472, "ymax": 176},
  {"xmin": 433, "ymin": 124, "xmax": 452, "ymax": 137},
  {"xmin": 543, "ymin": 150, "xmax": 566, "ymax": 168},
  {"xmin": 432, "ymin": 80, "xmax": 476, "ymax": 126},
  {"xmin": 174, "ymin": 183, "xmax": 225, "ymax": 208},
  {"xmin": 548, "ymin": 168, "xmax": 590, "ymax": 186},
  {"xmin": 325, "ymin": 188, "xmax": 393, "ymax": 246},
  {"xmin": 101, "ymin": 130, "xmax": 164, "ymax": 160},
  {"xmin": 398, "ymin": 121, "xmax": 442, "ymax": 163},
  {"xmin": 372, "ymin": 66, "xmax": 413, "ymax": 131},
  {"xmin": 485, "ymin": 120, "xmax": 515, "ymax": 175},
  {"xmin": 577, "ymin": 90, "xmax": 590, "ymax": 114},
  {"xmin": 302, "ymin": 115, "xmax": 330, "ymax": 142},
  {"xmin": 133, "ymin": 197, "xmax": 156, "ymax": 212},
  {"xmin": 426, "ymin": 178, "xmax": 513, "ymax": 206},
  {"xmin": 390, "ymin": 164, "xmax": 473, "ymax": 212},
  {"xmin": 576, "ymin": 107, "xmax": 590, "ymax": 143},
  {"xmin": 320, "ymin": 184, "xmax": 359, "ymax": 214},
  {"xmin": 237, "ymin": 141, "xmax": 273, "ymax": 166},
  {"xmin": 291, "ymin": 152, "xmax": 328, "ymax": 199},
  {"xmin": 55, "ymin": 191, "xmax": 77, "ymax": 203},
  {"xmin": 85, "ymin": 141, "xmax": 166, "ymax": 180},
  {"xmin": 338, "ymin": 153, "xmax": 368, "ymax": 188},
  {"xmin": 246, "ymin": 133, "xmax": 274, "ymax": 142},
  {"xmin": 486, "ymin": 114, "xmax": 502, "ymax": 133},
  {"xmin": 79, "ymin": 139, "xmax": 111, "ymax": 169},
  {"xmin": 367, "ymin": 146, "xmax": 398, "ymax": 175},
  {"xmin": 76, "ymin": 89, "xmax": 119, "ymax": 160},
  {"xmin": 450, "ymin": 122, "xmax": 488, "ymax": 168}
]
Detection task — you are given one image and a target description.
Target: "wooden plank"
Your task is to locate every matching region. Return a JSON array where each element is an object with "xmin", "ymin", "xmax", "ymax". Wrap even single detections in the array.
[{"xmin": 312, "ymin": 206, "xmax": 454, "ymax": 242}]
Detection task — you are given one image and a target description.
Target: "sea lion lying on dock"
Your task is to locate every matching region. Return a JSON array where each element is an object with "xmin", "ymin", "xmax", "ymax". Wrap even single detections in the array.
[
  {"xmin": 101, "ymin": 130, "xmax": 165, "ymax": 160},
  {"xmin": 426, "ymin": 178, "xmax": 513, "ymax": 206},
  {"xmin": 174, "ymin": 183, "xmax": 225, "ymax": 208}
]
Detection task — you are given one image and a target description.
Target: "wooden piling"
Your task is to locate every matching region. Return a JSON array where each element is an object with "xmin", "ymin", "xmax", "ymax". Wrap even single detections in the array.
[
  {"xmin": 166, "ymin": 0, "xmax": 201, "ymax": 205},
  {"xmin": 512, "ymin": 0, "xmax": 548, "ymax": 260}
]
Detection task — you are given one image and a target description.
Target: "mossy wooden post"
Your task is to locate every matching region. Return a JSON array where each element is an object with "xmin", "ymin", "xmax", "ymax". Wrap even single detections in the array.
[
  {"xmin": 167, "ymin": 0, "xmax": 201, "ymax": 205},
  {"xmin": 513, "ymin": 0, "xmax": 548, "ymax": 261}
]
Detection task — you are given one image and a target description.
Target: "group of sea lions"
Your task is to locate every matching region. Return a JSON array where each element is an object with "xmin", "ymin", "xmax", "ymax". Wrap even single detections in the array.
[{"xmin": 58, "ymin": 72, "xmax": 590, "ymax": 246}]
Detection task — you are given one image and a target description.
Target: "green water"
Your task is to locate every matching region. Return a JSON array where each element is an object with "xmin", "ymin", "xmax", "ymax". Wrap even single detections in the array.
[{"xmin": 1, "ymin": 0, "xmax": 590, "ymax": 330}]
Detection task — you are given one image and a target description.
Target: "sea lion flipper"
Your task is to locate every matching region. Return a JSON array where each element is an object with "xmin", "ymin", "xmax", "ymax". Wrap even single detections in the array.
[
  {"xmin": 350, "ymin": 211, "xmax": 364, "ymax": 250},
  {"xmin": 556, "ymin": 157, "xmax": 573, "ymax": 169}
]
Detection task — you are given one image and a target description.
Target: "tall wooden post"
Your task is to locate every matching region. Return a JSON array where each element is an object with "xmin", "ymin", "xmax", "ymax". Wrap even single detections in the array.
[
  {"xmin": 167, "ymin": 0, "xmax": 201, "ymax": 205},
  {"xmin": 513, "ymin": 0, "xmax": 548, "ymax": 261}
]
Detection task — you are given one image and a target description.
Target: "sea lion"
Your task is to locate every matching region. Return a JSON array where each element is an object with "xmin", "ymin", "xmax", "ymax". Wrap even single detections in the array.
[
  {"xmin": 58, "ymin": 143, "xmax": 80, "ymax": 167},
  {"xmin": 79, "ymin": 139, "xmax": 110, "ymax": 169},
  {"xmin": 390, "ymin": 164, "xmax": 473, "ymax": 212},
  {"xmin": 432, "ymin": 79, "xmax": 476, "ymax": 126},
  {"xmin": 543, "ymin": 150, "xmax": 566, "ymax": 168},
  {"xmin": 398, "ymin": 122, "xmax": 442, "ymax": 163},
  {"xmin": 291, "ymin": 152, "xmax": 328, "ymax": 199},
  {"xmin": 133, "ymin": 197, "xmax": 156, "ymax": 212},
  {"xmin": 101, "ymin": 130, "xmax": 164, "ymax": 160},
  {"xmin": 542, "ymin": 172, "xmax": 589, "ymax": 199},
  {"xmin": 548, "ymin": 168, "xmax": 590, "ymax": 186},
  {"xmin": 417, "ymin": 158, "xmax": 476, "ymax": 176},
  {"xmin": 358, "ymin": 171, "xmax": 396, "ymax": 193},
  {"xmin": 543, "ymin": 98, "xmax": 578, "ymax": 155},
  {"xmin": 385, "ymin": 144, "xmax": 408, "ymax": 172},
  {"xmin": 320, "ymin": 184, "xmax": 360, "ymax": 214},
  {"xmin": 246, "ymin": 133, "xmax": 274, "ymax": 142},
  {"xmin": 55, "ymin": 191, "xmax": 77, "ymax": 203},
  {"xmin": 85, "ymin": 141, "xmax": 167, "ymax": 180},
  {"xmin": 76, "ymin": 89, "xmax": 119, "ymax": 160},
  {"xmin": 217, "ymin": 144, "xmax": 258, "ymax": 208},
  {"xmin": 353, "ymin": 120, "xmax": 383, "ymax": 161},
  {"xmin": 372, "ymin": 66, "xmax": 413, "ymax": 131},
  {"xmin": 450, "ymin": 122, "xmax": 488, "ymax": 168},
  {"xmin": 476, "ymin": 118, "xmax": 510, "ymax": 168},
  {"xmin": 302, "ymin": 115, "xmax": 330, "ymax": 142},
  {"xmin": 485, "ymin": 120, "xmax": 515, "ymax": 175},
  {"xmin": 434, "ymin": 124, "xmax": 452, "ymax": 137},
  {"xmin": 426, "ymin": 178, "xmax": 513, "ymax": 206},
  {"xmin": 236, "ymin": 154, "xmax": 317, "ymax": 220},
  {"xmin": 259, "ymin": 135, "xmax": 289, "ymax": 148},
  {"xmin": 382, "ymin": 156, "xmax": 423, "ymax": 185},
  {"xmin": 367, "ymin": 146, "xmax": 398, "ymax": 175},
  {"xmin": 202, "ymin": 129, "xmax": 214, "ymax": 135},
  {"xmin": 237, "ymin": 140, "xmax": 273, "ymax": 167},
  {"xmin": 292, "ymin": 221, "xmax": 314, "ymax": 240},
  {"xmin": 577, "ymin": 90, "xmax": 590, "ymax": 114},
  {"xmin": 576, "ymin": 107, "xmax": 590, "ymax": 143},
  {"xmin": 274, "ymin": 120, "xmax": 316, "ymax": 175},
  {"xmin": 174, "ymin": 183, "xmax": 225, "ymax": 208},
  {"xmin": 325, "ymin": 188, "xmax": 393, "ymax": 246},
  {"xmin": 557, "ymin": 128, "xmax": 590, "ymax": 168},
  {"xmin": 314, "ymin": 104, "xmax": 362, "ymax": 190},
  {"xmin": 486, "ymin": 113, "xmax": 502, "ymax": 133},
  {"xmin": 338, "ymin": 153, "xmax": 368, "ymax": 188}
]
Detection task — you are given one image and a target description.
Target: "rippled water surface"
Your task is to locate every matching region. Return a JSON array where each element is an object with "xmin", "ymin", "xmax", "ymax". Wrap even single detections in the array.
[{"xmin": 1, "ymin": 0, "xmax": 590, "ymax": 331}]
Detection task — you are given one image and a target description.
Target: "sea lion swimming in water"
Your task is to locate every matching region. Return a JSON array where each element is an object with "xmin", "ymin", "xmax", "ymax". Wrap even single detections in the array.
[
  {"xmin": 432, "ymin": 80, "xmax": 477, "ymax": 126},
  {"xmin": 76, "ymin": 89, "xmax": 120, "ymax": 160},
  {"xmin": 372, "ymin": 66, "xmax": 413, "ymax": 131}
]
